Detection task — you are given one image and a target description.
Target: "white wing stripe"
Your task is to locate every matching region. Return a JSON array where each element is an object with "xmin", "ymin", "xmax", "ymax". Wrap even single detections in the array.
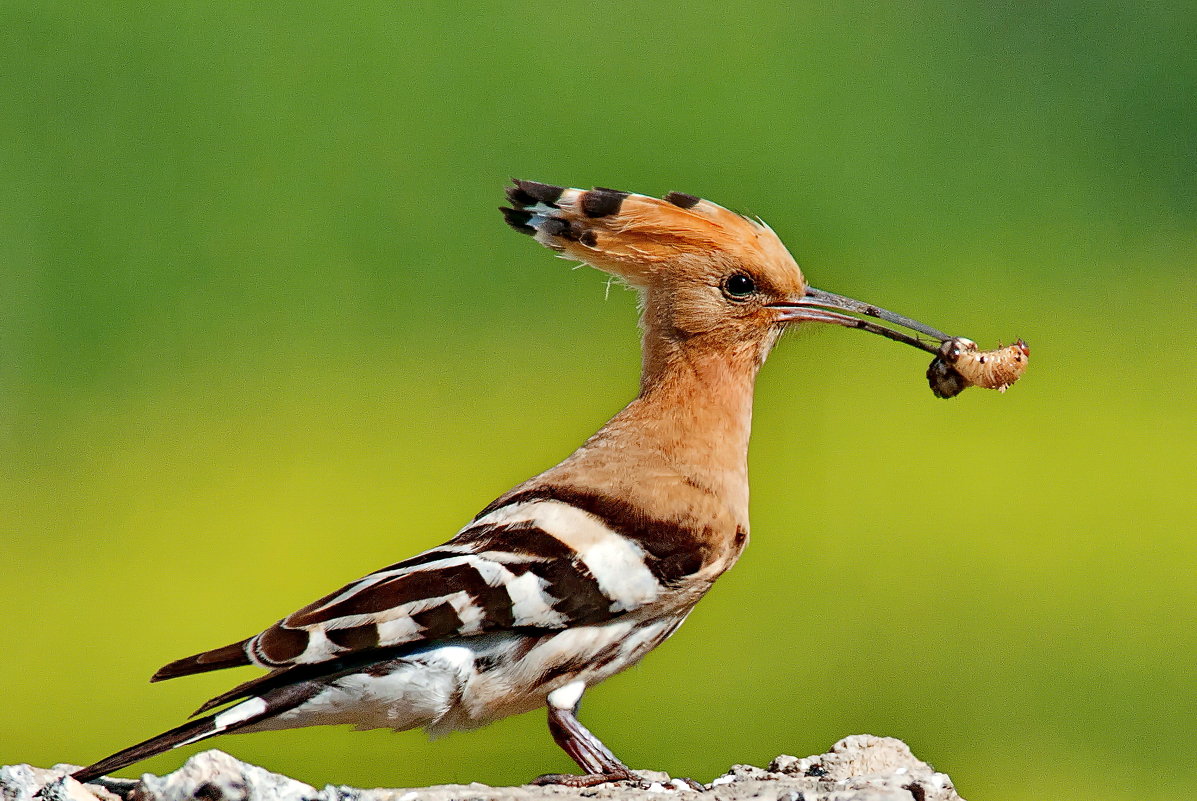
[
  {"xmin": 506, "ymin": 570, "xmax": 568, "ymax": 627},
  {"xmin": 475, "ymin": 499, "xmax": 661, "ymax": 612}
]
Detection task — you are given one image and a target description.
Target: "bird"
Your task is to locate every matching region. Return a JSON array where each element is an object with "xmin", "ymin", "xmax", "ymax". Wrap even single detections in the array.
[{"xmin": 68, "ymin": 181, "xmax": 955, "ymax": 788}]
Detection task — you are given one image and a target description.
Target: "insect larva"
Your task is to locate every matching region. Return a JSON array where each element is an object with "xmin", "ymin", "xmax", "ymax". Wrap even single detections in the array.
[{"xmin": 927, "ymin": 337, "xmax": 1030, "ymax": 399}]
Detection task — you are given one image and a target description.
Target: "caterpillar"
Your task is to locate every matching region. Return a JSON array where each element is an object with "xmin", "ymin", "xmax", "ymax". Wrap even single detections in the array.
[{"xmin": 927, "ymin": 337, "xmax": 1029, "ymax": 399}]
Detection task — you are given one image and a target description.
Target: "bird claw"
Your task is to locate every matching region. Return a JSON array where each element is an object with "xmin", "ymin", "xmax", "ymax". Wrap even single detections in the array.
[
  {"xmin": 531, "ymin": 772, "xmax": 705, "ymax": 791},
  {"xmin": 531, "ymin": 770, "xmax": 643, "ymax": 788}
]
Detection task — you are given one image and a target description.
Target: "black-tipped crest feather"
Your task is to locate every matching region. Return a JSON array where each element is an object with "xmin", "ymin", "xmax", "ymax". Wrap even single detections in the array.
[
  {"xmin": 506, "ymin": 179, "xmax": 564, "ymax": 208},
  {"xmin": 500, "ymin": 207, "xmax": 535, "ymax": 234}
]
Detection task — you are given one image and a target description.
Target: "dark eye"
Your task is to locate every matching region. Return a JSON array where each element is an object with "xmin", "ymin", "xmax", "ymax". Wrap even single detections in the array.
[{"xmin": 722, "ymin": 273, "xmax": 757, "ymax": 299}]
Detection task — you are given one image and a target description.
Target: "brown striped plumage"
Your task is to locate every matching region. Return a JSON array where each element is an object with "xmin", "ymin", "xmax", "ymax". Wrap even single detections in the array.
[{"xmin": 70, "ymin": 181, "xmax": 989, "ymax": 788}]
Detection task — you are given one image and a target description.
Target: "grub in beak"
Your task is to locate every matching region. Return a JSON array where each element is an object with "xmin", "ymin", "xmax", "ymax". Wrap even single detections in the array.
[
  {"xmin": 768, "ymin": 287, "xmax": 1029, "ymax": 398},
  {"xmin": 928, "ymin": 338, "xmax": 1030, "ymax": 398}
]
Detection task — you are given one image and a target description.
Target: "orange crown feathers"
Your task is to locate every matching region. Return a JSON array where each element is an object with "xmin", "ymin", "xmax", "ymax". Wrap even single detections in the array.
[{"xmin": 501, "ymin": 180, "xmax": 804, "ymax": 292}]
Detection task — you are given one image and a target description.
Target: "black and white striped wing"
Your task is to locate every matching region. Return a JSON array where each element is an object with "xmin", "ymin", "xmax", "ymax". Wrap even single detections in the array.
[
  {"xmin": 244, "ymin": 487, "xmax": 699, "ymax": 669},
  {"xmin": 68, "ymin": 487, "xmax": 709, "ymax": 784}
]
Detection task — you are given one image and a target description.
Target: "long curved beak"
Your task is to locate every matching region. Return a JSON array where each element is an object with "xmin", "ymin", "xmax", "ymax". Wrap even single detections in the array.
[{"xmin": 768, "ymin": 287, "xmax": 950, "ymax": 355}]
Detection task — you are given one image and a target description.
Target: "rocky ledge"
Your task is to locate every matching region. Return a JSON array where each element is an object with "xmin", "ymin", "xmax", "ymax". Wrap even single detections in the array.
[{"xmin": 2, "ymin": 735, "xmax": 963, "ymax": 801}]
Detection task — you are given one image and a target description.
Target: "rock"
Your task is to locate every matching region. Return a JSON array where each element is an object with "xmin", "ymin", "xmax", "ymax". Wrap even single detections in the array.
[
  {"xmin": 2, "ymin": 736, "xmax": 964, "ymax": 801},
  {"xmin": 764, "ymin": 735, "xmax": 961, "ymax": 800}
]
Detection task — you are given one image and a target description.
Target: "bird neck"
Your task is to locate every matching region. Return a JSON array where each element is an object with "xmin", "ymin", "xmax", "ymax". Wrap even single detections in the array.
[
  {"xmin": 537, "ymin": 323, "xmax": 764, "ymax": 537},
  {"xmin": 633, "ymin": 329, "xmax": 762, "ymax": 502}
]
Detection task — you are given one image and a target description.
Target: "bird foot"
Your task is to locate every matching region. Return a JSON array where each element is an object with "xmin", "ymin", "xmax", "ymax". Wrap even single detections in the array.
[
  {"xmin": 531, "ymin": 769, "xmax": 643, "ymax": 788},
  {"xmin": 532, "ymin": 772, "xmax": 705, "ymax": 791}
]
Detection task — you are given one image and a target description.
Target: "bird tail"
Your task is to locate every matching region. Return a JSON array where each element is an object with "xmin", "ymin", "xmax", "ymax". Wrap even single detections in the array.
[
  {"xmin": 71, "ymin": 717, "xmax": 219, "ymax": 784},
  {"xmin": 70, "ymin": 696, "xmax": 269, "ymax": 784}
]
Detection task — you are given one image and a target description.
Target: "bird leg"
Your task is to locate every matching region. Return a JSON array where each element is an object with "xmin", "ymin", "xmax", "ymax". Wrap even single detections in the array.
[{"xmin": 532, "ymin": 699, "xmax": 640, "ymax": 786}]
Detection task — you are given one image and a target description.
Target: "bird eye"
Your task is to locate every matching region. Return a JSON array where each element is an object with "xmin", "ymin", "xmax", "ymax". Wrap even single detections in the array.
[{"xmin": 722, "ymin": 273, "xmax": 757, "ymax": 300}]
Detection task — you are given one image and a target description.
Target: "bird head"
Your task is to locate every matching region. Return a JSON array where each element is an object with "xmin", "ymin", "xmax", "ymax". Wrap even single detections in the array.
[{"xmin": 502, "ymin": 181, "xmax": 949, "ymax": 369}]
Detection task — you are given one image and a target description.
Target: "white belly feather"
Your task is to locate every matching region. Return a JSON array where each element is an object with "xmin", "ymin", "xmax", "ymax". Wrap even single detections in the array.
[{"xmin": 238, "ymin": 615, "xmax": 686, "ymax": 738}]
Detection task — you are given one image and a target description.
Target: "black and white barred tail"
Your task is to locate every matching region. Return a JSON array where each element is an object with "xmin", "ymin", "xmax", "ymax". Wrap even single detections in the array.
[{"xmin": 71, "ymin": 695, "xmax": 270, "ymax": 783}]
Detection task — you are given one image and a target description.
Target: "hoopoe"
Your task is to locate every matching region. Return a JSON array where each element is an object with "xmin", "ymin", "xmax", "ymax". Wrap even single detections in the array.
[{"xmin": 70, "ymin": 181, "xmax": 965, "ymax": 788}]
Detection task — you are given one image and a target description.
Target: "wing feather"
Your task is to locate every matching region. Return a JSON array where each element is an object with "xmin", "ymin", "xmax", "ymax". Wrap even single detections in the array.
[{"xmin": 155, "ymin": 486, "xmax": 710, "ymax": 688}]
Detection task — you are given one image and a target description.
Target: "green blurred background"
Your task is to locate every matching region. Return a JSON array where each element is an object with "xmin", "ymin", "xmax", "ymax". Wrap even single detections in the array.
[{"xmin": 2, "ymin": 3, "xmax": 1194, "ymax": 800}]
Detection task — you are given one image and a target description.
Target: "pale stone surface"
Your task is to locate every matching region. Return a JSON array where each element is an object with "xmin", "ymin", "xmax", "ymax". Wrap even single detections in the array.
[{"xmin": 2, "ymin": 735, "xmax": 964, "ymax": 801}]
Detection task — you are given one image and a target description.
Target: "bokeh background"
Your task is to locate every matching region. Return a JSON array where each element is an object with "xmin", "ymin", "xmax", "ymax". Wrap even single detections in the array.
[{"xmin": 2, "ymin": 3, "xmax": 1194, "ymax": 801}]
